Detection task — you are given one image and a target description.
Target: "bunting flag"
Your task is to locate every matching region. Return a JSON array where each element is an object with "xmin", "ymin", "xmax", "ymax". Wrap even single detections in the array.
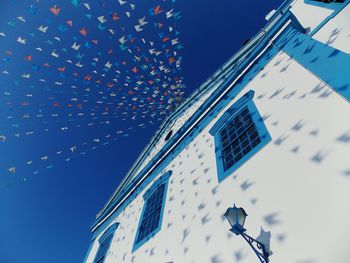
[{"xmin": 0, "ymin": 0, "xmax": 185, "ymax": 188}]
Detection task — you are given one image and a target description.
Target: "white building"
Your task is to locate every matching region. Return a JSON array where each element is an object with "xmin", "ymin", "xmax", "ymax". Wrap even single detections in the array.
[{"xmin": 84, "ymin": 1, "xmax": 350, "ymax": 262}]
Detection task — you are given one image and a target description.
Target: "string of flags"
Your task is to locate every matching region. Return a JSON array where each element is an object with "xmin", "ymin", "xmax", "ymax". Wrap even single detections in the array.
[{"xmin": 0, "ymin": 0, "xmax": 185, "ymax": 189}]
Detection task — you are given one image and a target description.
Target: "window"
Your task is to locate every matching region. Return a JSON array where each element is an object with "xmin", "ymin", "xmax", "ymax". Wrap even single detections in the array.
[
  {"xmin": 133, "ymin": 171, "xmax": 172, "ymax": 251},
  {"xmin": 94, "ymin": 222, "xmax": 119, "ymax": 263},
  {"xmin": 164, "ymin": 130, "xmax": 173, "ymax": 141},
  {"xmin": 136, "ymin": 184, "xmax": 165, "ymax": 242},
  {"xmin": 209, "ymin": 90, "xmax": 271, "ymax": 182},
  {"xmin": 311, "ymin": 0, "xmax": 345, "ymax": 3},
  {"xmin": 94, "ymin": 235, "xmax": 113, "ymax": 263},
  {"xmin": 220, "ymin": 106, "xmax": 261, "ymax": 171}
]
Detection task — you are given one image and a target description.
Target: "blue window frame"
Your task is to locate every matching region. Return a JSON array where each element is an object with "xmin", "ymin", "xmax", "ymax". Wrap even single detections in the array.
[
  {"xmin": 310, "ymin": 0, "xmax": 345, "ymax": 4},
  {"xmin": 132, "ymin": 171, "xmax": 172, "ymax": 252},
  {"xmin": 209, "ymin": 90, "xmax": 271, "ymax": 182},
  {"xmin": 94, "ymin": 222, "xmax": 119, "ymax": 263}
]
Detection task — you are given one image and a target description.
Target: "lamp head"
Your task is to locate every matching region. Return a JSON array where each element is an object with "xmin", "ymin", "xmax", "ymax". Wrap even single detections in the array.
[{"xmin": 224, "ymin": 204, "xmax": 248, "ymax": 235}]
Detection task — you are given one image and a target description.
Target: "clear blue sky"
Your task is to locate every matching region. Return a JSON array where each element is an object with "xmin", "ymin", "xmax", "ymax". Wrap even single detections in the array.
[{"xmin": 0, "ymin": 0, "xmax": 282, "ymax": 262}]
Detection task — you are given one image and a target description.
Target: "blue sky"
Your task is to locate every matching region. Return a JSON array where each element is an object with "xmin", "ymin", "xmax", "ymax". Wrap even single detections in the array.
[{"xmin": 0, "ymin": 0, "xmax": 282, "ymax": 262}]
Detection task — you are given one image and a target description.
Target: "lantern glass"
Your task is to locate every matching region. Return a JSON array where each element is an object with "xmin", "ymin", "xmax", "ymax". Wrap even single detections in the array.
[
  {"xmin": 237, "ymin": 207, "xmax": 247, "ymax": 227},
  {"xmin": 224, "ymin": 207, "xmax": 236, "ymax": 227}
]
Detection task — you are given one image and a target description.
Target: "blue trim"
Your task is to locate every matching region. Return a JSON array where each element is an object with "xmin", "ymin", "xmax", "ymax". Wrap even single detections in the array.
[
  {"xmin": 90, "ymin": 169, "xmax": 172, "ymax": 242},
  {"xmin": 286, "ymin": 11, "xmax": 307, "ymax": 33},
  {"xmin": 309, "ymin": 0, "xmax": 350, "ymax": 37},
  {"xmin": 210, "ymin": 90, "xmax": 271, "ymax": 182},
  {"xmin": 209, "ymin": 91, "xmax": 255, "ymax": 135},
  {"xmin": 90, "ymin": 9, "xmax": 305, "ymax": 232},
  {"xmin": 277, "ymin": 27, "xmax": 350, "ymax": 102},
  {"xmin": 132, "ymin": 171, "xmax": 172, "ymax": 252},
  {"xmin": 305, "ymin": 0, "xmax": 348, "ymax": 10},
  {"xmin": 99, "ymin": 222, "xmax": 119, "ymax": 244},
  {"xmin": 83, "ymin": 238, "xmax": 96, "ymax": 263},
  {"xmin": 93, "ymin": 222, "xmax": 119, "ymax": 263},
  {"xmin": 305, "ymin": 0, "xmax": 350, "ymax": 37}
]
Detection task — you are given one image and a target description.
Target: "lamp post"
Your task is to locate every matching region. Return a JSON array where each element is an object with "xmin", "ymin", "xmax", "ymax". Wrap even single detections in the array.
[{"xmin": 224, "ymin": 204, "xmax": 270, "ymax": 263}]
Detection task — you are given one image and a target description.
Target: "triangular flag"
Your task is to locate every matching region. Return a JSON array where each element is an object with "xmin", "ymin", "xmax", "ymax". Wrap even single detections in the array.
[{"xmin": 71, "ymin": 0, "xmax": 79, "ymax": 7}]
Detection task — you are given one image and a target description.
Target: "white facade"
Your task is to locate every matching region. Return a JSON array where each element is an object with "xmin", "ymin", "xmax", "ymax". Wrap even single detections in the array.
[{"xmin": 85, "ymin": 1, "xmax": 350, "ymax": 262}]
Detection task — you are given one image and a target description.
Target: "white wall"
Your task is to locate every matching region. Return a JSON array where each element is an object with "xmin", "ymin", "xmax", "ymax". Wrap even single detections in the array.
[
  {"xmin": 130, "ymin": 79, "xmax": 224, "ymax": 180},
  {"xmin": 291, "ymin": 0, "xmax": 335, "ymax": 32},
  {"xmin": 312, "ymin": 4, "xmax": 350, "ymax": 53}
]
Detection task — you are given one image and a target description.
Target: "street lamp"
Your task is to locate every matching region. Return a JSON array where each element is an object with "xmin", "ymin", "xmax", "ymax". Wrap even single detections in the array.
[{"xmin": 224, "ymin": 204, "xmax": 270, "ymax": 263}]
